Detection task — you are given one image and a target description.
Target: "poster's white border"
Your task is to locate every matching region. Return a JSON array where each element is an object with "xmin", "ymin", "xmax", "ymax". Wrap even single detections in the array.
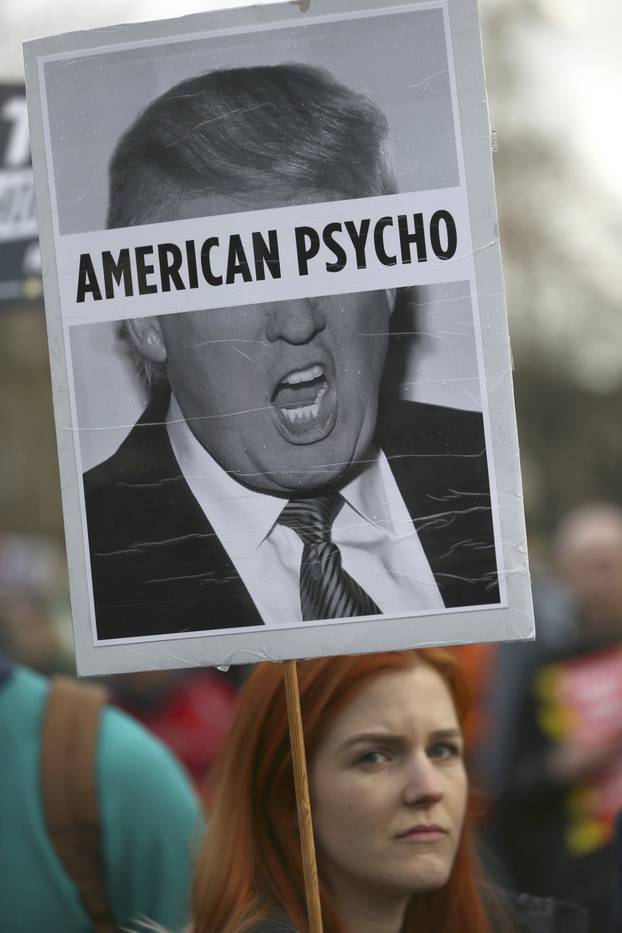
[
  {"xmin": 25, "ymin": 0, "xmax": 532, "ymax": 674},
  {"xmin": 54, "ymin": 4, "xmax": 508, "ymax": 645},
  {"xmin": 439, "ymin": 0, "xmax": 507, "ymax": 635}
]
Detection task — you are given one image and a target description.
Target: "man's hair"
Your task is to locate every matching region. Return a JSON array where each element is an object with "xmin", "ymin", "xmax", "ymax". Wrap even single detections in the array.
[
  {"xmin": 112, "ymin": 64, "xmax": 396, "ymax": 385},
  {"xmin": 108, "ymin": 63, "xmax": 395, "ymax": 229}
]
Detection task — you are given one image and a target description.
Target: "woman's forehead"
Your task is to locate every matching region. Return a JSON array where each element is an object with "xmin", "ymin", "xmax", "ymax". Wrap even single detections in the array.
[{"xmin": 322, "ymin": 665, "xmax": 460, "ymax": 744}]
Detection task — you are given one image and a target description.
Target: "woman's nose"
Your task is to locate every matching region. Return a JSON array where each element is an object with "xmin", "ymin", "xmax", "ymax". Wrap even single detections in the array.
[
  {"xmin": 402, "ymin": 754, "xmax": 444, "ymax": 806},
  {"xmin": 265, "ymin": 298, "xmax": 326, "ymax": 344}
]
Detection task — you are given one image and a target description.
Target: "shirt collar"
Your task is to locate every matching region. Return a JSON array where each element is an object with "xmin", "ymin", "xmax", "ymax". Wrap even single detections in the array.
[
  {"xmin": 166, "ymin": 395, "xmax": 394, "ymax": 553},
  {"xmin": 339, "ymin": 450, "xmax": 394, "ymax": 529},
  {"xmin": 167, "ymin": 395, "xmax": 285, "ymax": 557}
]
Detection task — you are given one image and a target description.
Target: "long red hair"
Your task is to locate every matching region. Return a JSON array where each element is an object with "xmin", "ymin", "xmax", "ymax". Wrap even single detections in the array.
[{"xmin": 193, "ymin": 649, "xmax": 507, "ymax": 933}]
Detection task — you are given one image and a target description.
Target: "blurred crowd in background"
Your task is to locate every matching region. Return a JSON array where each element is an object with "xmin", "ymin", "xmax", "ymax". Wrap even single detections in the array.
[
  {"xmin": 1, "ymin": 1, "xmax": 621, "ymax": 931},
  {"xmin": 3, "ymin": 505, "xmax": 622, "ymax": 930}
]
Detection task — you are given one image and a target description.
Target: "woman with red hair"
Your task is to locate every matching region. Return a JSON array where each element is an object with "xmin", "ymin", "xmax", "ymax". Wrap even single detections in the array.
[{"xmin": 191, "ymin": 649, "xmax": 586, "ymax": 933}]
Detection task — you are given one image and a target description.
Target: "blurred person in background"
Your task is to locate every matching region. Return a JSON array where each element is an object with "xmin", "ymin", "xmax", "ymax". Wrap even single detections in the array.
[
  {"xmin": 0, "ymin": 533, "xmax": 74, "ymax": 675},
  {"xmin": 609, "ymin": 811, "xmax": 622, "ymax": 933},
  {"xmin": 0, "ymin": 586, "xmax": 72, "ymax": 675},
  {"xmin": 191, "ymin": 649, "xmax": 586, "ymax": 933},
  {"xmin": 0, "ymin": 532, "xmax": 238, "ymax": 790},
  {"xmin": 479, "ymin": 503, "xmax": 622, "ymax": 932},
  {"xmin": 106, "ymin": 667, "xmax": 238, "ymax": 792},
  {"xmin": 0, "ymin": 650, "xmax": 203, "ymax": 932}
]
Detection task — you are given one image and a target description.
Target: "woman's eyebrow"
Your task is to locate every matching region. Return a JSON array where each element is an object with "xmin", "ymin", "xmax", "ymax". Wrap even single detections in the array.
[
  {"xmin": 339, "ymin": 731, "xmax": 406, "ymax": 750},
  {"xmin": 337, "ymin": 726, "xmax": 463, "ymax": 753},
  {"xmin": 428, "ymin": 728, "xmax": 463, "ymax": 742}
]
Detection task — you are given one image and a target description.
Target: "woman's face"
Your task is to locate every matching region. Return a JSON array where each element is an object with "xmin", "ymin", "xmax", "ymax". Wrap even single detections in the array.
[{"xmin": 310, "ymin": 663, "xmax": 467, "ymax": 907}]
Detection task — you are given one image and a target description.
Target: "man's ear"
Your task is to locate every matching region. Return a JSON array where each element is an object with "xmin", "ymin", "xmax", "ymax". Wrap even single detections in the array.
[
  {"xmin": 386, "ymin": 289, "xmax": 397, "ymax": 315},
  {"xmin": 125, "ymin": 316, "xmax": 167, "ymax": 363}
]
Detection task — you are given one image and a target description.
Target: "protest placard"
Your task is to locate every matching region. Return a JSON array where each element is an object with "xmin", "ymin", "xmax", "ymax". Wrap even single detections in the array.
[
  {"xmin": 24, "ymin": 0, "xmax": 533, "ymax": 675},
  {"xmin": 0, "ymin": 84, "xmax": 41, "ymax": 310}
]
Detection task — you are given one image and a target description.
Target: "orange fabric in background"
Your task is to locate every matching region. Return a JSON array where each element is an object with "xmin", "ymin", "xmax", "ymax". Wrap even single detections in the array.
[{"xmin": 447, "ymin": 644, "xmax": 497, "ymax": 751}]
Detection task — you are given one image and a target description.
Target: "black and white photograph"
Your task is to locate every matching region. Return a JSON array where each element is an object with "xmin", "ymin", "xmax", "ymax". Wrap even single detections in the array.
[
  {"xmin": 24, "ymin": 0, "xmax": 532, "ymax": 673},
  {"xmin": 73, "ymin": 278, "xmax": 499, "ymax": 641}
]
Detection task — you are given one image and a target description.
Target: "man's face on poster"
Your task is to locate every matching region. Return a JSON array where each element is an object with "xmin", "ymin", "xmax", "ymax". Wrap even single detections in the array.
[
  {"xmin": 133, "ymin": 193, "xmax": 391, "ymax": 495},
  {"xmin": 157, "ymin": 290, "xmax": 390, "ymax": 494}
]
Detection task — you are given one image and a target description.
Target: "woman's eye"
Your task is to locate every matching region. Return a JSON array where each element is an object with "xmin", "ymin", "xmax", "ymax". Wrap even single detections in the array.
[
  {"xmin": 428, "ymin": 741, "xmax": 461, "ymax": 761},
  {"xmin": 357, "ymin": 749, "xmax": 390, "ymax": 766}
]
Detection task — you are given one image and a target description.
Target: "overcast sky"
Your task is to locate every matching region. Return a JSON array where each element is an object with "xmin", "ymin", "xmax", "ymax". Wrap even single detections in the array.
[{"xmin": 511, "ymin": 0, "xmax": 622, "ymax": 201}]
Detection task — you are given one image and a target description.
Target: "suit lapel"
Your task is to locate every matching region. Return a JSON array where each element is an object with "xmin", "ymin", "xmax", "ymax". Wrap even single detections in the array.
[
  {"xmin": 144, "ymin": 413, "xmax": 265, "ymax": 630},
  {"xmin": 86, "ymin": 387, "xmax": 264, "ymax": 636},
  {"xmin": 378, "ymin": 400, "xmax": 499, "ymax": 608}
]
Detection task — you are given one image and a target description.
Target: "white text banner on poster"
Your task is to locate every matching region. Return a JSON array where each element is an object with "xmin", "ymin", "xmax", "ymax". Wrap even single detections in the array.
[{"xmin": 59, "ymin": 189, "xmax": 470, "ymax": 323}]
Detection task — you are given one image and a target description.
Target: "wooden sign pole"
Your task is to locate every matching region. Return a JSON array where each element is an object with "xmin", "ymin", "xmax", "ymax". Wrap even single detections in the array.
[{"xmin": 282, "ymin": 659, "xmax": 324, "ymax": 933}]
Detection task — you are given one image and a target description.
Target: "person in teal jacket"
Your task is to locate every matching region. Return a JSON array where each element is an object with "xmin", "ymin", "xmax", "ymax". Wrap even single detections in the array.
[{"xmin": 0, "ymin": 656, "xmax": 203, "ymax": 933}]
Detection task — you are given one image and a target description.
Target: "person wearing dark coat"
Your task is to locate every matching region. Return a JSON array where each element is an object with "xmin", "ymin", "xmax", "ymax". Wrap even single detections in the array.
[{"xmin": 480, "ymin": 506, "xmax": 622, "ymax": 933}]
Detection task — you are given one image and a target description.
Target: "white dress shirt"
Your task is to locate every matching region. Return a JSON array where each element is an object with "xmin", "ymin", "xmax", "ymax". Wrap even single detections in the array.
[{"xmin": 167, "ymin": 396, "xmax": 443, "ymax": 626}]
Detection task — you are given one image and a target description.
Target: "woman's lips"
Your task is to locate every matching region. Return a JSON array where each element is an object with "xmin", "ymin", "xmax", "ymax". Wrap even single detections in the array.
[{"xmin": 395, "ymin": 825, "xmax": 448, "ymax": 841}]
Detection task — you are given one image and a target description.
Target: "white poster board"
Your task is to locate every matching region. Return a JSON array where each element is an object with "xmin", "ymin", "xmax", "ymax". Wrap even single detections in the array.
[{"xmin": 24, "ymin": 0, "xmax": 533, "ymax": 675}]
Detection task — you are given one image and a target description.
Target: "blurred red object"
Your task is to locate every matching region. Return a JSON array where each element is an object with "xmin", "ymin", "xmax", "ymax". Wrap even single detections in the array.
[{"xmin": 110, "ymin": 669, "xmax": 237, "ymax": 791}]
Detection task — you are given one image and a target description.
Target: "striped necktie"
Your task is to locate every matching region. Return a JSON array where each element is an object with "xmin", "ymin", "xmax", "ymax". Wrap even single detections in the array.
[{"xmin": 279, "ymin": 492, "xmax": 381, "ymax": 621}]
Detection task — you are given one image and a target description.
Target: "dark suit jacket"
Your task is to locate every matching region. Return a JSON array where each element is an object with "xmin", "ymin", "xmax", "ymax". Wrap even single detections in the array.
[
  {"xmin": 84, "ymin": 390, "xmax": 499, "ymax": 640},
  {"xmin": 609, "ymin": 811, "xmax": 622, "ymax": 933}
]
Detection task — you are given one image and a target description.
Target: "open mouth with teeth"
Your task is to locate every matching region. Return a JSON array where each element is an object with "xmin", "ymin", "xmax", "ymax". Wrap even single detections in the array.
[{"xmin": 270, "ymin": 362, "xmax": 337, "ymax": 443}]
